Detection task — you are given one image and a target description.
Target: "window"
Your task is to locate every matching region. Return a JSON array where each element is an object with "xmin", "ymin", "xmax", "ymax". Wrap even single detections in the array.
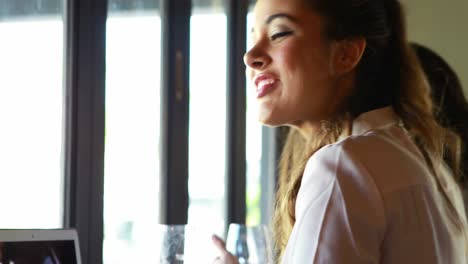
[
  {"xmin": 103, "ymin": 1, "xmax": 161, "ymax": 262},
  {"xmin": 245, "ymin": 2, "xmax": 277, "ymax": 227},
  {"xmin": 0, "ymin": 0, "xmax": 64, "ymax": 229},
  {"xmin": 0, "ymin": 0, "xmax": 276, "ymax": 262},
  {"xmin": 245, "ymin": 8, "xmax": 262, "ymax": 226},
  {"xmin": 187, "ymin": 1, "xmax": 227, "ymax": 261}
]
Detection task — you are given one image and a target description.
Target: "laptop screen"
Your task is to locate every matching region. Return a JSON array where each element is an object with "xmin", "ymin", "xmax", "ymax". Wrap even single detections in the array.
[
  {"xmin": 0, "ymin": 229, "xmax": 81, "ymax": 264},
  {"xmin": 0, "ymin": 240, "xmax": 77, "ymax": 264}
]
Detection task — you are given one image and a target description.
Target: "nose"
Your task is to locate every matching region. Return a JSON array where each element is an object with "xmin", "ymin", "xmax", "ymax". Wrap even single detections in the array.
[{"xmin": 243, "ymin": 44, "xmax": 271, "ymax": 70}]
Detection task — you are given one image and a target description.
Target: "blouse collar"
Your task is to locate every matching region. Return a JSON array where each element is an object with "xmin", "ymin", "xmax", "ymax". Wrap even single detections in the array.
[{"xmin": 350, "ymin": 106, "xmax": 401, "ymax": 136}]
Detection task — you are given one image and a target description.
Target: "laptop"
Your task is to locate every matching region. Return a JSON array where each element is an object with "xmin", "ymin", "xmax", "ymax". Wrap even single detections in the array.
[{"xmin": 0, "ymin": 229, "xmax": 82, "ymax": 264}]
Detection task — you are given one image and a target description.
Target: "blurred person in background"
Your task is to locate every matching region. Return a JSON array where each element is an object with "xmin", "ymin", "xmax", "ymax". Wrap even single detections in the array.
[{"xmin": 412, "ymin": 42, "xmax": 468, "ymax": 214}]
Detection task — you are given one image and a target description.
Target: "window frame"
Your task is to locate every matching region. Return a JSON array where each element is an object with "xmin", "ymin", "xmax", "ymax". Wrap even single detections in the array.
[
  {"xmin": 225, "ymin": 0, "xmax": 248, "ymax": 230},
  {"xmin": 63, "ymin": 0, "xmax": 107, "ymax": 263},
  {"xmin": 60, "ymin": 0, "xmax": 278, "ymax": 263},
  {"xmin": 159, "ymin": 0, "xmax": 191, "ymax": 225}
]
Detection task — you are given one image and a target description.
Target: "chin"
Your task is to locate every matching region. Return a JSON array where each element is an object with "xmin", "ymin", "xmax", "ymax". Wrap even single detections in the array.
[
  {"xmin": 256, "ymin": 98, "xmax": 287, "ymax": 126},
  {"xmin": 258, "ymin": 113, "xmax": 286, "ymax": 127}
]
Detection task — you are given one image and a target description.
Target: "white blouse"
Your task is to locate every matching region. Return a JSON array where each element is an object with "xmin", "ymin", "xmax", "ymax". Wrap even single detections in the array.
[{"xmin": 281, "ymin": 107, "xmax": 467, "ymax": 264}]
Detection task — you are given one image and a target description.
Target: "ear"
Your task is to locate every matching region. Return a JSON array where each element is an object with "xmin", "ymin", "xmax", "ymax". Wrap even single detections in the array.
[{"xmin": 330, "ymin": 38, "xmax": 367, "ymax": 75}]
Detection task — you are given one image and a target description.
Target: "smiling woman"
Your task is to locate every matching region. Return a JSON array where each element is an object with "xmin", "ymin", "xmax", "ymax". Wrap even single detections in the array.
[
  {"xmin": 212, "ymin": 0, "xmax": 468, "ymax": 263},
  {"xmin": 245, "ymin": 2, "xmax": 346, "ymax": 128}
]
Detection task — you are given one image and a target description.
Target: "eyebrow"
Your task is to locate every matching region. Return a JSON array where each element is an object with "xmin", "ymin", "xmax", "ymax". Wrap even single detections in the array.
[
  {"xmin": 250, "ymin": 13, "xmax": 297, "ymax": 34},
  {"xmin": 265, "ymin": 13, "xmax": 297, "ymax": 24}
]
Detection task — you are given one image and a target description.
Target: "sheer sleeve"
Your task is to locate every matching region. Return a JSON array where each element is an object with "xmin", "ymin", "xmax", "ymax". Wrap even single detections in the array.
[{"xmin": 283, "ymin": 142, "xmax": 387, "ymax": 264}]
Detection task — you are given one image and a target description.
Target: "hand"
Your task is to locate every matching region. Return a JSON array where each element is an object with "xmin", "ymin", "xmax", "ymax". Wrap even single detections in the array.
[{"xmin": 212, "ymin": 235, "xmax": 239, "ymax": 264}]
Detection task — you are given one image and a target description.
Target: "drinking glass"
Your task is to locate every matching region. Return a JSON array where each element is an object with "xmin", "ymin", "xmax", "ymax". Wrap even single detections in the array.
[
  {"xmin": 225, "ymin": 223, "xmax": 273, "ymax": 264},
  {"xmin": 159, "ymin": 225, "xmax": 186, "ymax": 264},
  {"xmin": 157, "ymin": 224, "xmax": 213, "ymax": 263}
]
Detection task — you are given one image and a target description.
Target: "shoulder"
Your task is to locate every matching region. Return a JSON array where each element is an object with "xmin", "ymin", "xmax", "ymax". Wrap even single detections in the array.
[
  {"xmin": 292, "ymin": 135, "xmax": 388, "ymax": 250},
  {"xmin": 302, "ymin": 132, "xmax": 383, "ymax": 184},
  {"xmin": 298, "ymin": 129, "xmax": 430, "ymax": 215},
  {"xmin": 310, "ymin": 128, "xmax": 429, "ymax": 185},
  {"xmin": 296, "ymin": 136, "xmax": 383, "ymax": 218}
]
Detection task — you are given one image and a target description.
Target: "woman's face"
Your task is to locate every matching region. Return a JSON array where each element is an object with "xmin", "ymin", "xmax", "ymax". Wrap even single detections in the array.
[{"xmin": 245, "ymin": 0, "xmax": 345, "ymax": 128}]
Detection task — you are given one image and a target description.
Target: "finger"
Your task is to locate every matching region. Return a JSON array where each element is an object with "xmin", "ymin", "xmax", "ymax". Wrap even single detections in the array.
[{"xmin": 212, "ymin": 234, "xmax": 226, "ymax": 249}]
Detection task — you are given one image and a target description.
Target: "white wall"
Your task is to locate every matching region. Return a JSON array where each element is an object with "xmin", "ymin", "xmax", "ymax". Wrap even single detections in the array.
[{"xmin": 403, "ymin": 0, "xmax": 468, "ymax": 94}]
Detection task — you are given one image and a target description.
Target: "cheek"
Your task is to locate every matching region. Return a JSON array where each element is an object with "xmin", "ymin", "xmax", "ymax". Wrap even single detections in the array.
[
  {"xmin": 273, "ymin": 41, "xmax": 336, "ymax": 118},
  {"xmin": 273, "ymin": 42, "xmax": 301, "ymax": 77},
  {"xmin": 273, "ymin": 42, "xmax": 323, "ymax": 102},
  {"xmin": 274, "ymin": 40, "xmax": 331, "ymax": 84},
  {"xmin": 271, "ymin": 43, "xmax": 306, "ymax": 104}
]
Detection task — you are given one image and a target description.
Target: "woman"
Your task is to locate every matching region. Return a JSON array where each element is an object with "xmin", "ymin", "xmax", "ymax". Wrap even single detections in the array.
[
  {"xmin": 213, "ymin": 0, "xmax": 468, "ymax": 263},
  {"xmin": 412, "ymin": 42, "xmax": 468, "ymax": 223},
  {"xmin": 412, "ymin": 43, "xmax": 468, "ymax": 183}
]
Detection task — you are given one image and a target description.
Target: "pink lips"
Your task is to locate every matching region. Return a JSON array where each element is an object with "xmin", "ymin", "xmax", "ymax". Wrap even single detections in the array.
[{"xmin": 253, "ymin": 73, "xmax": 279, "ymax": 98}]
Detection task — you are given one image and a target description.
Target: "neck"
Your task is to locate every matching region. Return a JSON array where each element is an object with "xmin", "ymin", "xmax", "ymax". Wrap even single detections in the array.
[
  {"xmin": 295, "ymin": 121, "xmax": 321, "ymax": 141},
  {"xmin": 292, "ymin": 72, "xmax": 357, "ymax": 140}
]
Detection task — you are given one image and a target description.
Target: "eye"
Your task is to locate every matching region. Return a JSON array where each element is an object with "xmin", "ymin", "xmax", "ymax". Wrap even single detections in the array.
[{"xmin": 270, "ymin": 31, "xmax": 293, "ymax": 41}]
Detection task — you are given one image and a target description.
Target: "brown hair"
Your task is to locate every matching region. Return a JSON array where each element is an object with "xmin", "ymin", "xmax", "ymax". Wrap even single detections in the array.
[
  {"xmin": 412, "ymin": 42, "xmax": 468, "ymax": 186},
  {"xmin": 272, "ymin": 0, "xmax": 467, "ymax": 260}
]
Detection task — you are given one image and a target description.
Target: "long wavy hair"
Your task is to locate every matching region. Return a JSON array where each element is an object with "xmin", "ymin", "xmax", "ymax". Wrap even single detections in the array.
[
  {"xmin": 272, "ymin": 0, "xmax": 468, "ymax": 260},
  {"xmin": 412, "ymin": 43, "xmax": 468, "ymax": 187}
]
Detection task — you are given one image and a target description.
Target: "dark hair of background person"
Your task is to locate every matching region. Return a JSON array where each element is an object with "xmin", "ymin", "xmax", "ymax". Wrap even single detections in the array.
[{"xmin": 412, "ymin": 43, "xmax": 468, "ymax": 188}]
